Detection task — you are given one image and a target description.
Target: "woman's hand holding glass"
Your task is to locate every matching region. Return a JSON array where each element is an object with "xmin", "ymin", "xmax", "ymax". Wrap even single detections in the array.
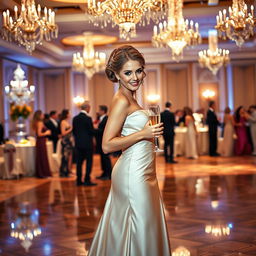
[{"xmin": 147, "ymin": 105, "xmax": 164, "ymax": 152}]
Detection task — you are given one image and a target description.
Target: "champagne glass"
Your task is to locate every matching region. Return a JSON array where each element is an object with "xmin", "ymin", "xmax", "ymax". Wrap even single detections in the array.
[{"xmin": 148, "ymin": 105, "xmax": 164, "ymax": 152}]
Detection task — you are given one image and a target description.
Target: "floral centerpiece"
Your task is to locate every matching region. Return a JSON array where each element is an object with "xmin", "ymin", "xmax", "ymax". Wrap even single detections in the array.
[{"xmin": 10, "ymin": 104, "xmax": 32, "ymax": 121}]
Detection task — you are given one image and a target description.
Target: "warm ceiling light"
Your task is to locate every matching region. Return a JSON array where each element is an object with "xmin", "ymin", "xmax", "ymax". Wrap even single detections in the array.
[
  {"xmin": 62, "ymin": 34, "xmax": 118, "ymax": 46},
  {"xmin": 72, "ymin": 32, "xmax": 107, "ymax": 79},
  {"xmin": 152, "ymin": 0, "xmax": 201, "ymax": 62},
  {"xmin": 198, "ymin": 30, "xmax": 230, "ymax": 75},
  {"xmin": 87, "ymin": 0, "xmax": 167, "ymax": 40},
  {"xmin": 2, "ymin": 0, "xmax": 58, "ymax": 53},
  {"xmin": 215, "ymin": 0, "xmax": 254, "ymax": 47}
]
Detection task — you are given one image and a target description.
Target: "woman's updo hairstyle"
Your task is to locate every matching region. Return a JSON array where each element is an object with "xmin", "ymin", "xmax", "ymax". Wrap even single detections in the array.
[{"xmin": 105, "ymin": 45, "xmax": 145, "ymax": 83}]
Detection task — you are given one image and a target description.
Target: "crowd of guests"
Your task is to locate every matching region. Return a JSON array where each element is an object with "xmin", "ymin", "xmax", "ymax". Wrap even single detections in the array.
[
  {"xmin": 1, "ymin": 100, "xmax": 255, "ymax": 182},
  {"xmin": 31, "ymin": 103, "xmax": 112, "ymax": 186},
  {"xmin": 161, "ymin": 101, "xmax": 256, "ymax": 163}
]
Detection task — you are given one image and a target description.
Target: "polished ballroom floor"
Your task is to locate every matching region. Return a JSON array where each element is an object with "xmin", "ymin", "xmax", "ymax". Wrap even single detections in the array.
[{"xmin": 0, "ymin": 154, "xmax": 256, "ymax": 256}]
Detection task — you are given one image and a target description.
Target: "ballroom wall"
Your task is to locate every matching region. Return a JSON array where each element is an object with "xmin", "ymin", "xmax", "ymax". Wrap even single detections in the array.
[{"xmin": 0, "ymin": 58, "xmax": 256, "ymax": 137}]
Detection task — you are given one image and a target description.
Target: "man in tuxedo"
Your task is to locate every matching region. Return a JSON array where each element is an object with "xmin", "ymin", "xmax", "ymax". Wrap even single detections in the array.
[
  {"xmin": 95, "ymin": 105, "xmax": 112, "ymax": 180},
  {"xmin": 73, "ymin": 102, "xmax": 96, "ymax": 186},
  {"xmin": 45, "ymin": 110, "xmax": 60, "ymax": 152},
  {"xmin": 161, "ymin": 102, "xmax": 177, "ymax": 163},
  {"xmin": 206, "ymin": 101, "xmax": 220, "ymax": 156}
]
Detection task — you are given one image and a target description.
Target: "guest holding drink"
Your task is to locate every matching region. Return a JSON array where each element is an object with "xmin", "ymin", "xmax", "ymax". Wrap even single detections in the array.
[{"xmin": 32, "ymin": 110, "xmax": 52, "ymax": 178}]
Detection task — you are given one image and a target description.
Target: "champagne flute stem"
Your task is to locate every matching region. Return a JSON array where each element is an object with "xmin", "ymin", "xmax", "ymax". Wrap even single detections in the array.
[{"xmin": 154, "ymin": 137, "xmax": 159, "ymax": 151}]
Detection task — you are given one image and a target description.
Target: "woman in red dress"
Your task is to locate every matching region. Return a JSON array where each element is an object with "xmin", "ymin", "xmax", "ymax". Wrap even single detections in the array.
[{"xmin": 32, "ymin": 110, "xmax": 52, "ymax": 178}]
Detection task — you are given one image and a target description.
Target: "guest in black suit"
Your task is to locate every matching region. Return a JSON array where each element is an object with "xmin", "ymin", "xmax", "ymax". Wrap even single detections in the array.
[
  {"xmin": 0, "ymin": 123, "xmax": 4, "ymax": 145},
  {"xmin": 73, "ymin": 103, "xmax": 96, "ymax": 186},
  {"xmin": 45, "ymin": 110, "xmax": 60, "ymax": 152},
  {"xmin": 206, "ymin": 101, "xmax": 220, "ymax": 156},
  {"xmin": 95, "ymin": 105, "xmax": 112, "ymax": 180},
  {"xmin": 161, "ymin": 102, "xmax": 177, "ymax": 163}
]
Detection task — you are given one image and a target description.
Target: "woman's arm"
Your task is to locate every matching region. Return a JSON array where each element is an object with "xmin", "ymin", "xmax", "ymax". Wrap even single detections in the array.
[
  {"xmin": 61, "ymin": 120, "xmax": 72, "ymax": 136},
  {"xmin": 102, "ymin": 95, "xmax": 163, "ymax": 154},
  {"xmin": 37, "ymin": 122, "xmax": 51, "ymax": 137}
]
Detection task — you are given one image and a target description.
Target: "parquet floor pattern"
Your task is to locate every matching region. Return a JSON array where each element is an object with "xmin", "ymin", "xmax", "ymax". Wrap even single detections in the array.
[{"xmin": 0, "ymin": 154, "xmax": 256, "ymax": 256}]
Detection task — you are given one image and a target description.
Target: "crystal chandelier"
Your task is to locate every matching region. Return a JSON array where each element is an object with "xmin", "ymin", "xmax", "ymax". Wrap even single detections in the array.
[
  {"xmin": 87, "ymin": 0, "xmax": 166, "ymax": 40},
  {"xmin": 5, "ymin": 64, "xmax": 35, "ymax": 105},
  {"xmin": 72, "ymin": 33, "xmax": 106, "ymax": 79},
  {"xmin": 215, "ymin": 0, "xmax": 254, "ymax": 47},
  {"xmin": 2, "ymin": 0, "xmax": 58, "ymax": 53},
  {"xmin": 198, "ymin": 30, "xmax": 230, "ymax": 75},
  {"xmin": 152, "ymin": 0, "xmax": 201, "ymax": 61}
]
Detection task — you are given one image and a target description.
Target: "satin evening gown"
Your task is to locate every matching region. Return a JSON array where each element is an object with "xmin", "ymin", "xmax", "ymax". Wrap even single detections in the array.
[
  {"xmin": 222, "ymin": 118, "xmax": 234, "ymax": 157},
  {"xmin": 185, "ymin": 120, "xmax": 198, "ymax": 159},
  {"xmin": 88, "ymin": 110, "xmax": 171, "ymax": 256}
]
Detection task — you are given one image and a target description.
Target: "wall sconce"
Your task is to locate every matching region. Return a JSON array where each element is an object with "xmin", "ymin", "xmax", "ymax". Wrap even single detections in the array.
[
  {"xmin": 73, "ymin": 96, "xmax": 85, "ymax": 106},
  {"xmin": 147, "ymin": 94, "xmax": 160, "ymax": 104},
  {"xmin": 202, "ymin": 89, "xmax": 215, "ymax": 100}
]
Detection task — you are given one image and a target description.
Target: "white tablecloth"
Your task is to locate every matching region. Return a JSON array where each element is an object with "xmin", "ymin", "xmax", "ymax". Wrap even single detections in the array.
[
  {"xmin": 159, "ymin": 126, "xmax": 209, "ymax": 156},
  {"xmin": 0, "ymin": 141, "xmax": 53, "ymax": 176}
]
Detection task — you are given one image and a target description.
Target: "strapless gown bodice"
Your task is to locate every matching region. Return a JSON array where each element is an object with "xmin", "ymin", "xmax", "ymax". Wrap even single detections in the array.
[{"xmin": 88, "ymin": 110, "xmax": 171, "ymax": 256}]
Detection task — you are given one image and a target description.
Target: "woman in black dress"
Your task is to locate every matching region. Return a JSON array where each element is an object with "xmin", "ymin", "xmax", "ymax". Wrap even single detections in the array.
[
  {"xmin": 59, "ymin": 109, "xmax": 73, "ymax": 177},
  {"xmin": 32, "ymin": 110, "xmax": 52, "ymax": 178}
]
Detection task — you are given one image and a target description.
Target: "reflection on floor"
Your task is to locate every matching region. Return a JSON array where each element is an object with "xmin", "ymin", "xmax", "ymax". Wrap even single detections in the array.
[{"xmin": 0, "ymin": 154, "xmax": 256, "ymax": 256}]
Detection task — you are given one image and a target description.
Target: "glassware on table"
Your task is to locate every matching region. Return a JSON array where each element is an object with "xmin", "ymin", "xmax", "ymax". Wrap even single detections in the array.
[{"xmin": 148, "ymin": 105, "xmax": 164, "ymax": 153}]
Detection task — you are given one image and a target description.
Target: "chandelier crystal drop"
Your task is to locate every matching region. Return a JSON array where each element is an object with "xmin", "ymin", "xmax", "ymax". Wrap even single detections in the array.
[
  {"xmin": 5, "ymin": 64, "xmax": 35, "ymax": 105},
  {"xmin": 215, "ymin": 0, "xmax": 254, "ymax": 47},
  {"xmin": 87, "ymin": 0, "xmax": 167, "ymax": 40},
  {"xmin": 198, "ymin": 30, "xmax": 230, "ymax": 75},
  {"xmin": 72, "ymin": 33, "xmax": 106, "ymax": 79},
  {"xmin": 2, "ymin": 0, "xmax": 58, "ymax": 53},
  {"xmin": 152, "ymin": 0, "xmax": 201, "ymax": 61}
]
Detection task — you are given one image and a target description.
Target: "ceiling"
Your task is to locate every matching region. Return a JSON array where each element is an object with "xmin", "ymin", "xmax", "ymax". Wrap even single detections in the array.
[{"xmin": 0, "ymin": 0, "xmax": 256, "ymax": 68}]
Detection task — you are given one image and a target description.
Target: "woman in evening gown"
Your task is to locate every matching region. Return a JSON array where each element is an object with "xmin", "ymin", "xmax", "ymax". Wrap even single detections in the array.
[
  {"xmin": 184, "ymin": 106, "xmax": 198, "ymax": 159},
  {"xmin": 88, "ymin": 46, "xmax": 171, "ymax": 256},
  {"xmin": 32, "ymin": 110, "xmax": 52, "ymax": 178},
  {"xmin": 59, "ymin": 109, "xmax": 73, "ymax": 177},
  {"xmin": 221, "ymin": 107, "xmax": 235, "ymax": 157},
  {"xmin": 234, "ymin": 106, "xmax": 251, "ymax": 155}
]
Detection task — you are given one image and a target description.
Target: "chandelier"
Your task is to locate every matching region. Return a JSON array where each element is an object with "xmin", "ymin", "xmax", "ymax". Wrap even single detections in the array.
[
  {"xmin": 215, "ymin": 0, "xmax": 254, "ymax": 47},
  {"xmin": 152, "ymin": 0, "xmax": 201, "ymax": 61},
  {"xmin": 198, "ymin": 30, "xmax": 230, "ymax": 75},
  {"xmin": 87, "ymin": 0, "xmax": 166, "ymax": 40},
  {"xmin": 2, "ymin": 0, "xmax": 58, "ymax": 53},
  {"xmin": 10, "ymin": 202, "xmax": 42, "ymax": 252},
  {"xmin": 5, "ymin": 64, "xmax": 35, "ymax": 105},
  {"xmin": 72, "ymin": 33, "xmax": 106, "ymax": 79}
]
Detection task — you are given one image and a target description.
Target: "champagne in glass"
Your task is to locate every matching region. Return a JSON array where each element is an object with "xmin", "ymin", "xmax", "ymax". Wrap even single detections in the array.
[{"xmin": 148, "ymin": 105, "xmax": 163, "ymax": 152}]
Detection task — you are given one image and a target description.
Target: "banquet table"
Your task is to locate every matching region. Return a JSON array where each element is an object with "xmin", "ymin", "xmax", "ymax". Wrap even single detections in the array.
[
  {"xmin": 159, "ymin": 126, "xmax": 210, "ymax": 156},
  {"xmin": 0, "ymin": 140, "xmax": 54, "ymax": 177}
]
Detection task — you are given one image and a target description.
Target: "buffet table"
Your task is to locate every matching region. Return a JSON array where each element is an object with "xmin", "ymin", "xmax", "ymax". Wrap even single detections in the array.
[
  {"xmin": 159, "ymin": 126, "xmax": 209, "ymax": 156},
  {"xmin": 0, "ymin": 140, "xmax": 54, "ymax": 176}
]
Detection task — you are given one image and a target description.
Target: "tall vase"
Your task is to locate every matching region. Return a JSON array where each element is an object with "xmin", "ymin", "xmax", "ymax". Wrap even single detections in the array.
[{"xmin": 16, "ymin": 117, "xmax": 27, "ymax": 142}]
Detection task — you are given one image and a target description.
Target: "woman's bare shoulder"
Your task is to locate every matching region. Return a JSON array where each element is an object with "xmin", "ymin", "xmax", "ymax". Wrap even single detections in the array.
[{"xmin": 110, "ymin": 92, "xmax": 130, "ymax": 112}]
